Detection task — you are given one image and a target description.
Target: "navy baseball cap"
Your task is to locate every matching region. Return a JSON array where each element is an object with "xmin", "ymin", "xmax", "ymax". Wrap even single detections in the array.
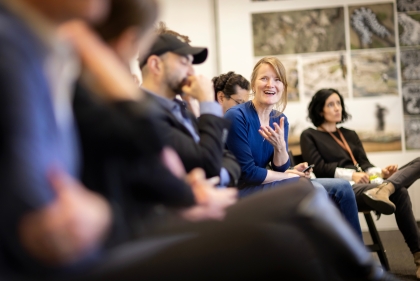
[{"xmin": 140, "ymin": 33, "xmax": 208, "ymax": 68}]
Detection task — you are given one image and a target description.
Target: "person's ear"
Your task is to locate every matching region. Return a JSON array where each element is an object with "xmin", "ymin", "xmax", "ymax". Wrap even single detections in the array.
[
  {"xmin": 147, "ymin": 55, "xmax": 162, "ymax": 74},
  {"xmin": 216, "ymin": 91, "xmax": 224, "ymax": 104}
]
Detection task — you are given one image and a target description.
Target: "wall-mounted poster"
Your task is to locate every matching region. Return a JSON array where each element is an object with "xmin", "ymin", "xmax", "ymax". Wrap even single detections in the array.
[
  {"xmin": 400, "ymin": 48, "xmax": 420, "ymax": 81},
  {"xmin": 352, "ymin": 51, "xmax": 398, "ymax": 97},
  {"xmin": 345, "ymin": 98, "xmax": 402, "ymax": 152},
  {"xmin": 280, "ymin": 58, "xmax": 299, "ymax": 101},
  {"xmin": 402, "ymin": 83, "xmax": 420, "ymax": 114},
  {"xmin": 405, "ymin": 116, "xmax": 420, "ymax": 149},
  {"xmin": 398, "ymin": 13, "xmax": 420, "ymax": 46},
  {"xmin": 397, "ymin": 0, "xmax": 420, "ymax": 12},
  {"xmin": 252, "ymin": 7, "xmax": 345, "ymax": 56},
  {"xmin": 302, "ymin": 53, "xmax": 348, "ymax": 98},
  {"xmin": 349, "ymin": 3, "xmax": 395, "ymax": 49}
]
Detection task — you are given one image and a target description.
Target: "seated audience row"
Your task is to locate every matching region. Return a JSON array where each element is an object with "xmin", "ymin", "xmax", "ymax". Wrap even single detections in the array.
[
  {"xmin": 214, "ymin": 66, "xmax": 420, "ymax": 279},
  {"xmin": 0, "ymin": 0, "xmax": 404, "ymax": 280}
]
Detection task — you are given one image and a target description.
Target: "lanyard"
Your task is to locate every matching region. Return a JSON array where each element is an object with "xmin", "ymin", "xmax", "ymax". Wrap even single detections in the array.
[{"xmin": 323, "ymin": 127, "xmax": 363, "ymax": 172}]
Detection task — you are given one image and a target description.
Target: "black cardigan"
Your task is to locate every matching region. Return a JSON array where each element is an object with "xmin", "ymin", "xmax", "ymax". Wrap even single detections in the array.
[{"xmin": 300, "ymin": 127, "xmax": 374, "ymax": 178}]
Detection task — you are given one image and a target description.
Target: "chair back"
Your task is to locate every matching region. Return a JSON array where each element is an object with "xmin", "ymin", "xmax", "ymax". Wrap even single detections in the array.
[{"xmin": 288, "ymin": 150, "xmax": 303, "ymax": 166}]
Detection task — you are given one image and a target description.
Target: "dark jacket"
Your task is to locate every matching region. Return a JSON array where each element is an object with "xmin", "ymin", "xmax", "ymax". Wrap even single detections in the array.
[
  {"xmin": 73, "ymin": 83, "xmax": 196, "ymax": 246},
  {"xmin": 144, "ymin": 90, "xmax": 241, "ymax": 186},
  {"xmin": 300, "ymin": 127, "xmax": 375, "ymax": 178}
]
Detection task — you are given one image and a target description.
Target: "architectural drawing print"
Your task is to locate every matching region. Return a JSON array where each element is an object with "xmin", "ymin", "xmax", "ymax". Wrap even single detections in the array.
[
  {"xmin": 302, "ymin": 53, "xmax": 348, "ymax": 98},
  {"xmin": 281, "ymin": 59, "xmax": 299, "ymax": 101},
  {"xmin": 402, "ymin": 83, "xmax": 420, "ymax": 114},
  {"xmin": 349, "ymin": 3, "xmax": 395, "ymax": 49},
  {"xmin": 352, "ymin": 51, "xmax": 398, "ymax": 97},
  {"xmin": 400, "ymin": 48, "xmax": 420, "ymax": 81},
  {"xmin": 405, "ymin": 116, "xmax": 420, "ymax": 149},
  {"xmin": 399, "ymin": 13, "xmax": 420, "ymax": 46},
  {"xmin": 397, "ymin": 0, "xmax": 420, "ymax": 12},
  {"xmin": 252, "ymin": 7, "xmax": 345, "ymax": 56}
]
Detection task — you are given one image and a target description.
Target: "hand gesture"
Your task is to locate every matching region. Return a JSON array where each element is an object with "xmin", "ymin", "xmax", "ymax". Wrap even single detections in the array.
[
  {"xmin": 19, "ymin": 170, "xmax": 111, "ymax": 265},
  {"xmin": 160, "ymin": 146, "xmax": 186, "ymax": 179},
  {"xmin": 182, "ymin": 95, "xmax": 200, "ymax": 118},
  {"xmin": 258, "ymin": 117, "xmax": 286, "ymax": 152},
  {"xmin": 180, "ymin": 168, "xmax": 237, "ymax": 221},
  {"xmin": 352, "ymin": 172, "xmax": 370, "ymax": 184},
  {"xmin": 293, "ymin": 162, "xmax": 312, "ymax": 178},
  {"xmin": 382, "ymin": 165, "xmax": 398, "ymax": 179},
  {"xmin": 182, "ymin": 75, "xmax": 214, "ymax": 102}
]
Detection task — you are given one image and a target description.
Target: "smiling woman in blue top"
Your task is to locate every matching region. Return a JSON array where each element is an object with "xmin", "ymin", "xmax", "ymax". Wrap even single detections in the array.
[{"xmin": 224, "ymin": 57, "xmax": 363, "ymax": 238}]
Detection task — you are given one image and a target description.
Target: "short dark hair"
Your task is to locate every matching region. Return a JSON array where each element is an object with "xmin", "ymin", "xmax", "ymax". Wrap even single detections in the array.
[
  {"xmin": 212, "ymin": 71, "xmax": 250, "ymax": 100},
  {"xmin": 307, "ymin": 88, "xmax": 351, "ymax": 127}
]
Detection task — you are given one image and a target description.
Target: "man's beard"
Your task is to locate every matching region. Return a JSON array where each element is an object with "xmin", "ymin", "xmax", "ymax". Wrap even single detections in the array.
[{"xmin": 170, "ymin": 77, "xmax": 188, "ymax": 95}]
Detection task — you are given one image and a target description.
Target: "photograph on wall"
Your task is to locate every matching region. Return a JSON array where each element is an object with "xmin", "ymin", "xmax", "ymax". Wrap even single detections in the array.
[
  {"xmin": 402, "ymin": 83, "xmax": 420, "ymax": 114},
  {"xmin": 398, "ymin": 12, "xmax": 420, "ymax": 46},
  {"xmin": 405, "ymin": 115, "xmax": 420, "ymax": 149},
  {"xmin": 351, "ymin": 51, "xmax": 398, "ymax": 97},
  {"xmin": 349, "ymin": 3, "xmax": 395, "ymax": 49},
  {"xmin": 400, "ymin": 48, "xmax": 420, "ymax": 81},
  {"xmin": 344, "ymin": 98, "xmax": 402, "ymax": 152},
  {"xmin": 302, "ymin": 53, "xmax": 348, "ymax": 98},
  {"xmin": 280, "ymin": 58, "xmax": 299, "ymax": 101},
  {"xmin": 252, "ymin": 7, "xmax": 345, "ymax": 56},
  {"xmin": 397, "ymin": 0, "xmax": 420, "ymax": 12}
]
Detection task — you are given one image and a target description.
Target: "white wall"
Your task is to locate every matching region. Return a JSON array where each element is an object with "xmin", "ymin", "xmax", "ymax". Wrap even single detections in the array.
[
  {"xmin": 158, "ymin": 0, "xmax": 420, "ymax": 231},
  {"xmin": 130, "ymin": 0, "xmax": 218, "ymax": 79},
  {"xmin": 158, "ymin": 0, "xmax": 218, "ymax": 77}
]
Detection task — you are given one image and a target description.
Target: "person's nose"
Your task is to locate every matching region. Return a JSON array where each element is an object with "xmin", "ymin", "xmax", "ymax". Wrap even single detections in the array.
[
  {"xmin": 187, "ymin": 64, "xmax": 195, "ymax": 76},
  {"xmin": 334, "ymin": 104, "xmax": 341, "ymax": 112},
  {"xmin": 266, "ymin": 78, "xmax": 273, "ymax": 88}
]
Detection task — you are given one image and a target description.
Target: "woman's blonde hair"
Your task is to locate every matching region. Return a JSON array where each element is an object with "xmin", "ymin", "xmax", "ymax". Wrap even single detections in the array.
[{"xmin": 250, "ymin": 57, "xmax": 288, "ymax": 113}]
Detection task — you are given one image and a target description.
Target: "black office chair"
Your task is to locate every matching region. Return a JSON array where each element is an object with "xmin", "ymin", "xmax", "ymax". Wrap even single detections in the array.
[{"xmin": 288, "ymin": 151, "xmax": 390, "ymax": 271}]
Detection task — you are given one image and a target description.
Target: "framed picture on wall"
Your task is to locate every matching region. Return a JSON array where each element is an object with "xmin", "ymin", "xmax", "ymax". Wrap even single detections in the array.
[
  {"xmin": 252, "ymin": 7, "xmax": 345, "ymax": 56},
  {"xmin": 351, "ymin": 50, "xmax": 398, "ymax": 97},
  {"xmin": 405, "ymin": 116, "xmax": 420, "ymax": 149},
  {"xmin": 302, "ymin": 53, "xmax": 348, "ymax": 98},
  {"xmin": 349, "ymin": 3, "xmax": 396, "ymax": 50}
]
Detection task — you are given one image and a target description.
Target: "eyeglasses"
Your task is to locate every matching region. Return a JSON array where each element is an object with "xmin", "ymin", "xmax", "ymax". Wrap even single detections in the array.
[{"xmin": 228, "ymin": 96, "xmax": 245, "ymax": 105}]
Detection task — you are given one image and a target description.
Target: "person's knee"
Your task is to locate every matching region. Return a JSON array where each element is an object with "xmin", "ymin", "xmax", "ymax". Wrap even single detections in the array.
[
  {"xmin": 311, "ymin": 180, "xmax": 325, "ymax": 190},
  {"xmin": 335, "ymin": 179, "xmax": 355, "ymax": 198},
  {"xmin": 322, "ymin": 179, "xmax": 354, "ymax": 200}
]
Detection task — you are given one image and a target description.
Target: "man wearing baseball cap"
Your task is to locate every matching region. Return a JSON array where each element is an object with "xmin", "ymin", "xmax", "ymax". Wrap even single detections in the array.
[{"xmin": 140, "ymin": 32, "xmax": 240, "ymax": 187}]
